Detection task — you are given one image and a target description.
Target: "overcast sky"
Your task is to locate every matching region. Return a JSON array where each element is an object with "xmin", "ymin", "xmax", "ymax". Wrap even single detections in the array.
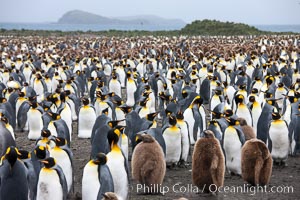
[{"xmin": 1, "ymin": 0, "xmax": 300, "ymax": 24}]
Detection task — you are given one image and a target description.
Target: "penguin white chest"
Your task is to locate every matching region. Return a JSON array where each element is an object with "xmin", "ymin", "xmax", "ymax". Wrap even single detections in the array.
[
  {"xmin": 50, "ymin": 149, "xmax": 72, "ymax": 192},
  {"xmin": 223, "ymin": 127, "xmax": 242, "ymax": 175},
  {"xmin": 109, "ymin": 80, "xmax": 121, "ymax": 97},
  {"xmin": 106, "ymin": 152, "xmax": 128, "ymax": 200},
  {"xmin": 163, "ymin": 126, "xmax": 182, "ymax": 164},
  {"xmin": 82, "ymin": 162, "xmax": 100, "ymax": 200},
  {"xmin": 184, "ymin": 108, "xmax": 196, "ymax": 144},
  {"xmin": 27, "ymin": 109, "xmax": 43, "ymax": 140},
  {"xmin": 269, "ymin": 121, "xmax": 289, "ymax": 160},
  {"xmin": 78, "ymin": 106, "xmax": 96, "ymax": 138},
  {"xmin": 37, "ymin": 169, "xmax": 63, "ymax": 200},
  {"xmin": 126, "ymin": 80, "xmax": 137, "ymax": 106}
]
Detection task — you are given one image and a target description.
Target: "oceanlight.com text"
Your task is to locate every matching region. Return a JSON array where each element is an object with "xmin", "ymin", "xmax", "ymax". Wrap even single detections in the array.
[{"xmin": 135, "ymin": 183, "xmax": 294, "ymax": 196}]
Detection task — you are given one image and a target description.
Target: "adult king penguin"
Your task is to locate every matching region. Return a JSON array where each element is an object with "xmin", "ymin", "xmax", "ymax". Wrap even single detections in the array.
[
  {"xmin": 78, "ymin": 97, "xmax": 96, "ymax": 138},
  {"xmin": 223, "ymin": 116, "xmax": 245, "ymax": 175},
  {"xmin": 37, "ymin": 157, "xmax": 68, "ymax": 200},
  {"xmin": 82, "ymin": 152, "xmax": 114, "ymax": 200},
  {"xmin": 268, "ymin": 112, "xmax": 289, "ymax": 166}
]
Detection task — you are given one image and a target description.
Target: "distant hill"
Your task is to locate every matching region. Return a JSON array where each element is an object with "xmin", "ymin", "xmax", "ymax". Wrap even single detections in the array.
[
  {"xmin": 58, "ymin": 10, "xmax": 186, "ymax": 27},
  {"xmin": 180, "ymin": 19, "xmax": 268, "ymax": 35}
]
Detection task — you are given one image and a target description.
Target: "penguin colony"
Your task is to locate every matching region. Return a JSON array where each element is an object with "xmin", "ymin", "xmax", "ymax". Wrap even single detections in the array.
[{"xmin": 0, "ymin": 35, "xmax": 299, "ymax": 199}]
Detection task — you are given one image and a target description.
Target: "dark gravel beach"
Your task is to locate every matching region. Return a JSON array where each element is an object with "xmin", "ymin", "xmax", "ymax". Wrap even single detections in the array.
[{"xmin": 15, "ymin": 122, "xmax": 300, "ymax": 200}]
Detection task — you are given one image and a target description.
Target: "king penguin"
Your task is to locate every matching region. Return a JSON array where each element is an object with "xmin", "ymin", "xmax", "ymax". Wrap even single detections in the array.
[
  {"xmin": 162, "ymin": 114, "xmax": 182, "ymax": 168},
  {"xmin": 82, "ymin": 152, "xmax": 114, "ymax": 200},
  {"xmin": 49, "ymin": 137, "xmax": 73, "ymax": 193},
  {"xmin": 131, "ymin": 134, "xmax": 166, "ymax": 193},
  {"xmin": 223, "ymin": 116, "xmax": 245, "ymax": 175},
  {"xmin": 267, "ymin": 112, "xmax": 289, "ymax": 166},
  {"xmin": 241, "ymin": 139, "xmax": 273, "ymax": 186},
  {"xmin": 0, "ymin": 146, "xmax": 29, "ymax": 200},
  {"xmin": 176, "ymin": 110, "xmax": 190, "ymax": 166},
  {"xmin": 192, "ymin": 130, "xmax": 225, "ymax": 193},
  {"xmin": 125, "ymin": 71, "xmax": 137, "ymax": 107},
  {"xmin": 78, "ymin": 97, "xmax": 96, "ymax": 138},
  {"xmin": 37, "ymin": 157, "xmax": 67, "ymax": 200},
  {"xmin": 106, "ymin": 128, "xmax": 129, "ymax": 200},
  {"xmin": 234, "ymin": 94, "xmax": 253, "ymax": 127},
  {"xmin": 27, "ymin": 102, "xmax": 44, "ymax": 140}
]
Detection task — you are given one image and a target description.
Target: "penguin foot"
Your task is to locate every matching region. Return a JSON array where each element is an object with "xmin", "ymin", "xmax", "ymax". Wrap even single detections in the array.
[
  {"xmin": 166, "ymin": 162, "xmax": 177, "ymax": 170},
  {"xmin": 178, "ymin": 160, "xmax": 189, "ymax": 168}
]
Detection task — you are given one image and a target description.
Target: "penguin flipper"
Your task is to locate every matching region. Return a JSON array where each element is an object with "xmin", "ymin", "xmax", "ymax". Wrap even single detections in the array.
[
  {"xmin": 54, "ymin": 121, "xmax": 70, "ymax": 146},
  {"xmin": 236, "ymin": 126, "xmax": 246, "ymax": 145},
  {"xmin": 97, "ymin": 165, "xmax": 114, "ymax": 200},
  {"xmin": 17, "ymin": 101, "xmax": 30, "ymax": 129},
  {"xmin": 55, "ymin": 166, "xmax": 68, "ymax": 200}
]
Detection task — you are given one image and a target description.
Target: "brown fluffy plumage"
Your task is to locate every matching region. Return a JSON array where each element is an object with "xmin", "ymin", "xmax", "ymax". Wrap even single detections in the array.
[
  {"xmin": 192, "ymin": 130, "xmax": 225, "ymax": 193},
  {"xmin": 237, "ymin": 117, "xmax": 256, "ymax": 140},
  {"xmin": 131, "ymin": 134, "xmax": 166, "ymax": 192},
  {"xmin": 241, "ymin": 138, "xmax": 273, "ymax": 186}
]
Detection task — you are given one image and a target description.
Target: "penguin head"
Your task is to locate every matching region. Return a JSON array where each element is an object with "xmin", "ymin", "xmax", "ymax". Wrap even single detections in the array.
[
  {"xmin": 17, "ymin": 150, "xmax": 31, "ymax": 160},
  {"xmin": 237, "ymin": 117, "xmax": 247, "ymax": 126},
  {"xmin": 249, "ymin": 96, "xmax": 256, "ymax": 103},
  {"xmin": 93, "ymin": 153, "xmax": 107, "ymax": 165},
  {"xmin": 107, "ymin": 128, "xmax": 120, "ymax": 147},
  {"xmin": 266, "ymin": 76, "xmax": 275, "ymax": 86},
  {"xmin": 235, "ymin": 94, "xmax": 245, "ymax": 104},
  {"xmin": 146, "ymin": 112, "xmax": 158, "ymax": 121},
  {"xmin": 54, "ymin": 137, "xmax": 67, "ymax": 147},
  {"xmin": 277, "ymin": 82, "xmax": 284, "ymax": 88},
  {"xmin": 102, "ymin": 107, "xmax": 109, "ymax": 115},
  {"xmin": 119, "ymin": 105, "xmax": 132, "ymax": 114},
  {"xmin": 34, "ymin": 145, "xmax": 47, "ymax": 159},
  {"xmin": 224, "ymin": 108, "xmax": 233, "ymax": 117},
  {"xmin": 182, "ymin": 90, "xmax": 188, "ymax": 99},
  {"xmin": 48, "ymin": 112, "xmax": 61, "ymax": 120},
  {"xmin": 239, "ymin": 84, "xmax": 246, "ymax": 90},
  {"xmin": 272, "ymin": 112, "xmax": 281, "ymax": 120},
  {"xmin": 226, "ymin": 117, "xmax": 239, "ymax": 126},
  {"xmin": 169, "ymin": 114, "xmax": 177, "ymax": 126},
  {"xmin": 176, "ymin": 110, "xmax": 184, "ymax": 120},
  {"xmin": 5, "ymin": 146, "xmax": 21, "ymax": 168},
  {"xmin": 203, "ymin": 130, "xmax": 215, "ymax": 139},
  {"xmin": 0, "ymin": 97, "xmax": 7, "ymax": 103},
  {"xmin": 41, "ymin": 157, "xmax": 56, "ymax": 169},
  {"xmin": 1, "ymin": 116, "xmax": 9, "ymax": 124},
  {"xmin": 136, "ymin": 133, "xmax": 155, "ymax": 143},
  {"xmin": 41, "ymin": 129, "xmax": 51, "ymax": 138},
  {"xmin": 82, "ymin": 97, "xmax": 89, "ymax": 106}
]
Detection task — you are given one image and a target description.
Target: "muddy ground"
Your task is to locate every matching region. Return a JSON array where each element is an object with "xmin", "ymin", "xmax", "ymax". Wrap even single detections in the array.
[{"xmin": 15, "ymin": 121, "xmax": 300, "ymax": 200}]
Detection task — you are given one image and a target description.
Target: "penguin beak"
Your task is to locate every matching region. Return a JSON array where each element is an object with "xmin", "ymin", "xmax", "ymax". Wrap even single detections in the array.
[{"xmin": 40, "ymin": 160, "xmax": 49, "ymax": 164}]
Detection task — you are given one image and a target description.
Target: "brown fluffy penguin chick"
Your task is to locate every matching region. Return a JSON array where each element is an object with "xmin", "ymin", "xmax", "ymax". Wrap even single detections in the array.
[
  {"xmin": 102, "ymin": 192, "xmax": 120, "ymax": 200},
  {"xmin": 237, "ymin": 117, "xmax": 256, "ymax": 140},
  {"xmin": 131, "ymin": 133, "xmax": 166, "ymax": 193},
  {"xmin": 241, "ymin": 138, "xmax": 273, "ymax": 186},
  {"xmin": 192, "ymin": 130, "xmax": 225, "ymax": 193}
]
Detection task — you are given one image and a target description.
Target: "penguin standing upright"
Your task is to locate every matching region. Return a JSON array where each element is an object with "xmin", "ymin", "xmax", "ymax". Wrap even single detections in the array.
[
  {"xmin": 131, "ymin": 134, "xmax": 166, "ymax": 193},
  {"xmin": 192, "ymin": 130, "xmax": 225, "ymax": 193},
  {"xmin": 176, "ymin": 110, "xmax": 190, "ymax": 166},
  {"xmin": 49, "ymin": 137, "xmax": 73, "ymax": 193},
  {"xmin": 223, "ymin": 116, "xmax": 245, "ymax": 175},
  {"xmin": 0, "ymin": 146, "xmax": 29, "ymax": 200},
  {"xmin": 241, "ymin": 139, "xmax": 273, "ymax": 186},
  {"xmin": 78, "ymin": 97, "xmax": 96, "ymax": 138},
  {"xmin": 82, "ymin": 153, "xmax": 114, "ymax": 200},
  {"xmin": 57, "ymin": 92, "xmax": 73, "ymax": 139},
  {"xmin": 106, "ymin": 128, "xmax": 129, "ymax": 200},
  {"xmin": 234, "ymin": 94, "xmax": 253, "ymax": 127},
  {"xmin": 37, "ymin": 157, "xmax": 67, "ymax": 200},
  {"xmin": 108, "ymin": 73, "xmax": 122, "ymax": 98},
  {"xmin": 27, "ymin": 102, "xmax": 44, "ymax": 140},
  {"xmin": 268, "ymin": 112, "xmax": 290, "ymax": 165},
  {"xmin": 162, "ymin": 114, "xmax": 181, "ymax": 167},
  {"xmin": 248, "ymin": 95, "xmax": 262, "ymax": 134}
]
